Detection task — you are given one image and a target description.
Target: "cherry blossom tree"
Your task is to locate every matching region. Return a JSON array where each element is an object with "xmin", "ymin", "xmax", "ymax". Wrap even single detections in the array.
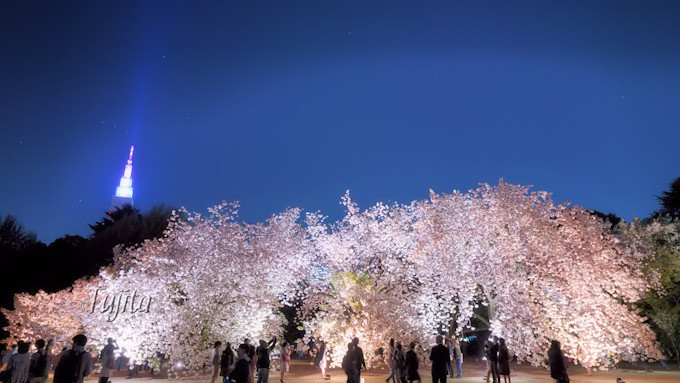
[
  {"xmin": 3, "ymin": 280, "xmax": 94, "ymax": 351},
  {"xmin": 4, "ymin": 203, "xmax": 311, "ymax": 374},
  {"xmin": 413, "ymin": 181, "xmax": 660, "ymax": 368},
  {"xmin": 297, "ymin": 194, "xmax": 438, "ymax": 367},
  {"xmin": 2, "ymin": 181, "xmax": 663, "ymax": 373}
]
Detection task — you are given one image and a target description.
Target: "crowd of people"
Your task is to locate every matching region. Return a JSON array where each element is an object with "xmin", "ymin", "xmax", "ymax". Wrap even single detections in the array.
[
  {"xmin": 213, "ymin": 336, "xmax": 330, "ymax": 383},
  {"xmin": 483, "ymin": 336, "xmax": 511, "ymax": 383},
  {"xmin": 385, "ymin": 339, "xmax": 419, "ymax": 383},
  {"xmin": 0, "ymin": 335, "xmax": 147, "ymax": 383},
  {"xmin": 0, "ymin": 333, "xmax": 573, "ymax": 383},
  {"xmin": 0, "ymin": 334, "xmax": 92, "ymax": 383},
  {"xmin": 385, "ymin": 334, "xmax": 569, "ymax": 383},
  {"xmin": 216, "ymin": 334, "xmax": 498, "ymax": 383},
  {"xmin": 210, "ymin": 336, "xmax": 370, "ymax": 383}
]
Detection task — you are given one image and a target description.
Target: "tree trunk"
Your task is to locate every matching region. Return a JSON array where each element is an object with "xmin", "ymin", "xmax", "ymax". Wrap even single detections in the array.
[{"xmin": 484, "ymin": 293, "xmax": 497, "ymax": 323}]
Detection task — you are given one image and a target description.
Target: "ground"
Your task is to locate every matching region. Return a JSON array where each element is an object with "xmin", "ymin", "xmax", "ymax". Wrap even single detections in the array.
[{"xmin": 92, "ymin": 360, "xmax": 679, "ymax": 383}]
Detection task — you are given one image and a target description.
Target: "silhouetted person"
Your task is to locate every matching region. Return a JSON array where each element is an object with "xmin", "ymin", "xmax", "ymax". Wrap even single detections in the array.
[
  {"xmin": 452, "ymin": 338, "xmax": 462, "ymax": 378},
  {"xmin": 220, "ymin": 343, "xmax": 234, "ymax": 383},
  {"xmin": 342, "ymin": 343, "xmax": 357, "ymax": 383},
  {"xmin": 405, "ymin": 342, "xmax": 420, "ymax": 383},
  {"xmin": 255, "ymin": 337, "xmax": 276, "ymax": 383},
  {"xmin": 229, "ymin": 344, "xmax": 251, "ymax": 383},
  {"xmin": 489, "ymin": 337, "xmax": 500, "ymax": 383},
  {"xmin": 243, "ymin": 339, "xmax": 256, "ymax": 383},
  {"xmin": 497, "ymin": 339, "xmax": 510, "ymax": 383},
  {"xmin": 313, "ymin": 340, "xmax": 327, "ymax": 380},
  {"xmin": 54, "ymin": 334, "xmax": 92, "ymax": 383},
  {"xmin": 386, "ymin": 339, "xmax": 396, "ymax": 383},
  {"xmin": 211, "ymin": 341, "xmax": 222, "ymax": 383},
  {"xmin": 115, "ymin": 348, "xmax": 127, "ymax": 372},
  {"xmin": 99, "ymin": 338, "xmax": 117, "ymax": 383},
  {"xmin": 6, "ymin": 341, "xmax": 30, "ymax": 383},
  {"xmin": 394, "ymin": 342, "xmax": 406, "ymax": 383},
  {"xmin": 483, "ymin": 341, "xmax": 492, "ymax": 383},
  {"xmin": 0, "ymin": 344, "xmax": 9, "ymax": 370},
  {"xmin": 444, "ymin": 338, "xmax": 454, "ymax": 378},
  {"xmin": 429, "ymin": 335, "xmax": 449, "ymax": 383},
  {"xmin": 29, "ymin": 339, "xmax": 50, "ymax": 383},
  {"xmin": 548, "ymin": 340, "xmax": 568, "ymax": 383},
  {"xmin": 351, "ymin": 338, "xmax": 366, "ymax": 383}
]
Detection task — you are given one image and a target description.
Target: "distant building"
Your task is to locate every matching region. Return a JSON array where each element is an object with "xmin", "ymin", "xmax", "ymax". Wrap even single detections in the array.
[{"xmin": 110, "ymin": 146, "xmax": 134, "ymax": 211}]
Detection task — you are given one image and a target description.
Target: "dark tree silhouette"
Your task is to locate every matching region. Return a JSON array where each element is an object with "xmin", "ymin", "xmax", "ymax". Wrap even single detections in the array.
[
  {"xmin": 44, "ymin": 235, "xmax": 88, "ymax": 289},
  {"xmin": 0, "ymin": 214, "xmax": 37, "ymax": 250},
  {"xmin": 0, "ymin": 214, "xmax": 44, "ymax": 298},
  {"xmin": 657, "ymin": 177, "xmax": 680, "ymax": 218},
  {"xmin": 0, "ymin": 204, "xmax": 177, "ymax": 338},
  {"xmin": 89, "ymin": 204, "xmax": 140, "ymax": 234},
  {"xmin": 81, "ymin": 204, "xmax": 176, "ymax": 275},
  {"xmin": 0, "ymin": 214, "xmax": 47, "ymax": 339}
]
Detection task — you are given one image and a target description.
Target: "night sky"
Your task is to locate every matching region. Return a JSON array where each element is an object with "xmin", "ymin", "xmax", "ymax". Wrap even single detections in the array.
[{"xmin": 1, "ymin": 1, "xmax": 679, "ymax": 243}]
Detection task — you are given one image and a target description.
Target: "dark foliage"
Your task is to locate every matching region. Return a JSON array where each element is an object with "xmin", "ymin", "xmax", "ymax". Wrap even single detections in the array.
[
  {"xmin": 657, "ymin": 177, "xmax": 680, "ymax": 218},
  {"xmin": 0, "ymin": 204, "xmax": 176, "ymax": 339},
  {"xmin": 81, "ymin": 204, "xmax": 175, "ymax": 275},
  {"xmin": 588, "ymin": 210, "xmax": 622, "ymax": 231},
  {"xmin": 0, "ymin": 214, "xmax": 37, "ymax": 251}
]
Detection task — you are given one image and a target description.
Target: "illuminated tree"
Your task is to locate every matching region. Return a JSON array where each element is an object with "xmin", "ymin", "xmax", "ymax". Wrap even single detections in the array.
[
  {"xmin": 297, "ymin": 194, "xmax": 436, "ymax": 367},
  {"xmin": 3, "ymin": 281, "xmax": 93, "ymax": 351},
  {"xmin": 2, "ymin": 182, "xmax": 663, "ymax": 372},
  {"xmin": 413, "ymin": 182, "xmax": 660, "ymax": 368},
  {"xmin": 4, "ymin": 203, "xmax": 310, "ymax": 374}
]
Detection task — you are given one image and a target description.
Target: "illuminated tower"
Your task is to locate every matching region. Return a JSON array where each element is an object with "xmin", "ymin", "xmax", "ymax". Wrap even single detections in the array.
[{"xmin": 110, "ymin": 146, "xmax": 134, "ymax": 211}]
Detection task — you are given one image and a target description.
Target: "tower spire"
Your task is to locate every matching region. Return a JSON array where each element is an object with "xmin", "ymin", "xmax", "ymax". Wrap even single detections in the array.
[{"xmin": 110, "ymin": 145, "xmax": 134, "ymax": 210}]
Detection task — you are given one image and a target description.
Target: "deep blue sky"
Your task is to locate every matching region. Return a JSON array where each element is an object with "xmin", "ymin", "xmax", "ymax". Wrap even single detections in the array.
[{"xmin": 1, "ymin": 1, "xmax": 679, "ymax": 242}]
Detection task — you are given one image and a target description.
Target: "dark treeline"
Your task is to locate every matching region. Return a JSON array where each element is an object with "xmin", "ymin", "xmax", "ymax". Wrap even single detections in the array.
[{"xmin": 0, "ymin": 204, "xmax": 176, "ymax": 338}]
